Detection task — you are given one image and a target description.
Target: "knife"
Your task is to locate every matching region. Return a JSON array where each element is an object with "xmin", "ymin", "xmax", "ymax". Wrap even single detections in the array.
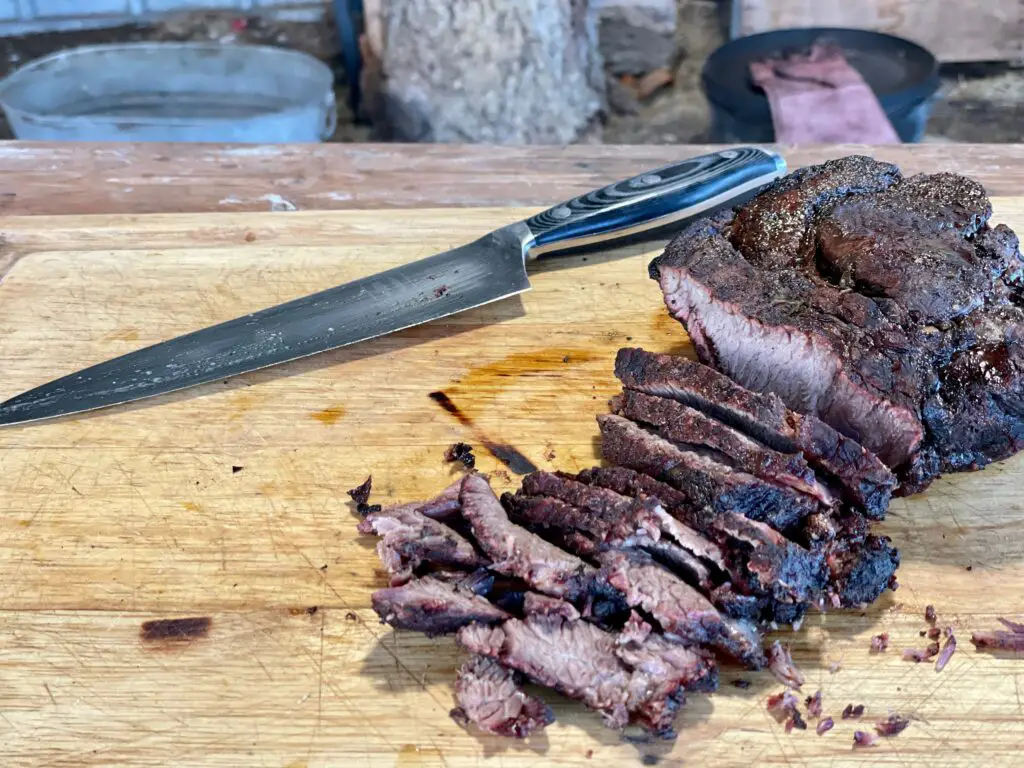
[{"xmin": 0, "ymin": 146, "xmax": 786, "ymax": 426}]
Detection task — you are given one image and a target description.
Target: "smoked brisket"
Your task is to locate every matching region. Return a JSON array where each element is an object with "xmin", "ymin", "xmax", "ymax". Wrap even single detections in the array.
[{"xmin": 650, "ymin": 155, "xmax": 1024, "ymax": 493}]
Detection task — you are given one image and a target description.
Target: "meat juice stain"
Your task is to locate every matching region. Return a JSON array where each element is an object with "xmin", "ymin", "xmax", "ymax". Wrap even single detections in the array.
[
  {"xmin": 428, "ymin": 391, "xmax": 538, "ymax": 475},
  {"xmin": 430, "ymin": 349, "xmax": 605, "ymax": 474},
  {"xmin": 140, "ymin": 616, "xmax": 211, "ymax": 643},
  {"xmin": 311, "ymin": 405, "xmax": 346, "ymax": 425}
]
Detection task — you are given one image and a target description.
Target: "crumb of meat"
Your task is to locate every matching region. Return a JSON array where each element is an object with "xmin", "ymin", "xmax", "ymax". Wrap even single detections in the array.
[
  {"xmin": 870, "ymin": 633, "xmax": 889, "ymax": 652},
  {"xmin": 543, "ymin": 445, "xmax": 556, "ymax": 462},
  {"xmin": 965, "ymin": 565, "xmax": 973, "ymax": 571},
  {"xmin": 925, "ymin": 605, "xmax": 937, "ymax": 624},
  {"xmin": 816, "ymin": 716, "xmax": 834, "ymax": 735},
  {"xmin": 433, "ymin": 285, "xmax": 449, "ymax": 298},
  {"xmin": 853, "ymin": 730, "xmax": 878, "ymax": 748},
  {"xmin": 805, "ymin": 690, "xmax": 822, "ymax": 718},
  {"xmin": 767, "ymin": 641, "xmax": 805, "ymax": 689},
  {"xmin": 787, "ymin": 710, "xmax": 807, "ymax": 732},
  {"xmin": 841, "ymin": 703, "xmax": 865, "ymax": 719},
  {"xmin": 345, "ymin": 611, "xmax": 357, "ymax": 621},
  {"xmin": 585, "ymin": 750, "xmax": 594, "ymax": 759},
  {"xmin": 998, "ymin": 617, "xmax": 1024, "ymax": 634},
  {"xmin": 732, "ymin": 679, "xmax": 751, "ymax": 689},
  {"xmin": 927, "ymin": 626, "xmax": 941, "ymax": 640},
  {"xmin": 971, "ymin": 619, "xmax": 1024, "ymax": 651},
  {"xmin": 828, "ymin": 661, "xmax": 842, "ymax": 674},
  {"xmin": 444, "ymin": 442, "xmax": 476, "ymax": 469},
  {"xmin": 875, "ymin": 713, "xmax": 910, "ymax": 737},
  {"xmin": 902, "ymin": 642, "xmax": 940, "ymax": 662},
  {"xmin": 767, "ymin": 691, "xmax": 799, "ymax": 723},
  {"xmin": 348, "ymin": 475, "xmax": 376, "ymax": 514},
  {"xmin": 490, "ymin": 469, "xmax": 512, "ymax": 485}
]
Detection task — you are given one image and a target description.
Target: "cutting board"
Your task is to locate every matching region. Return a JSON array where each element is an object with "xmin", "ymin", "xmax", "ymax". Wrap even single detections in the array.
[{"xmin": 0, "ymin": 204, "xmax": 1023, "ymax": 768}]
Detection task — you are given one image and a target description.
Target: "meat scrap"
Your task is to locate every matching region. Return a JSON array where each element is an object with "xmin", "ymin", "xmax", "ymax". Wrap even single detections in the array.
[
  {"xmin": 766, "ymin": 691, "xmax": 799, "ymax": 723},
  {"xmin": 805, "ymin": 690, "xmax": 822, "ymax": 718},
  {"xmin": 903, "ymin": 642, "xmax": 940, "ymax": 662},
  {"xmin": 925, "ymin": 605, "xmax": 937, "ymax": 624},
  {"xmin": 444, "ymin": 442, "xmax": 476, "ymax": 469},
  {"xmin": 842, "ymin": 703, "xmax": 865, "ymax": 719},
  {"xmin": 853, "ymin": 730, "xmax": 879, "ymax": 748},
  {"xmin": 971, "ymin": 618, "xmax": 1024, "ymax": 651},
  {"xmin": 999, "ymin": 617, "xmax": 1024, "ymax": 633},
  {"xmin": 767, "ymin": 641, "xmax": 805, "ymax": 689},
  {"xmin": 787, "ymin": 710, "xmax": 807, "ymax": 732},
  {"xmin": 817, "ymin": 716, "xmax": 834, "ymax": 735},
  {"xmin": 347, "ymin": 475, "xmax": 380, "ymax": 514},
  {"xmin": 451, "ymin": 656, "xmax": 553, "ymax": 738},
  {"xmin": 870, "ymin": 632, "xmax": 890, "ymax": 652},
  {"xmin": 875, "ymin": 713, "xmax": 910, "ymax": 737}
]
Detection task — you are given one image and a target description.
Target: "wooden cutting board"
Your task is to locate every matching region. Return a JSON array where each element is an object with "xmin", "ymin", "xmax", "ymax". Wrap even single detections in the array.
[{"xmin": 0, "ymin": 205, "xmax": 1022, "ymax": 768}]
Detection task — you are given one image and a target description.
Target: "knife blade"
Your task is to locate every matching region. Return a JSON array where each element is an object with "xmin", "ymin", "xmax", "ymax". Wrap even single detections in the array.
[{"xmin": 0, "ymin": 146, "xmax": 786, "ymax": 426}]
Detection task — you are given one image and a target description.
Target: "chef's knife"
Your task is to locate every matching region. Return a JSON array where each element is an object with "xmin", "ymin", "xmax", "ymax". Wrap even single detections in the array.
[{"xmin": 0, "ymin": 147, "xmax": 786, "ymax": 426}]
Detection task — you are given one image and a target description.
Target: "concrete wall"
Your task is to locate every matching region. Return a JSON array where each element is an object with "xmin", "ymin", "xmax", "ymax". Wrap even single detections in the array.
[{"xmin": 0, "ymin": 0, "xmax": 326, "ymax": 35}]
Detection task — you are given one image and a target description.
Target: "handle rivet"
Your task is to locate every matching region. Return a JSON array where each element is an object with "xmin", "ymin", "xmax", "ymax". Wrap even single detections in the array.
[
  {"xmin": 637, "ymin": 174, "xmax": 661, "ymax": 186},
  {"xmin": 551, "ymin": 206, "xmax": 572, "ymax": 219},
  {"xmin": 720, "ymin": 150, "xmax": 738, "ymax": 159}
]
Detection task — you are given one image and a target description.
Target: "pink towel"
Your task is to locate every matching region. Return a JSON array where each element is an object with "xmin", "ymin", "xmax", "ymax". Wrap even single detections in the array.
[{"xmin": 750, "ymin": 43, "xmax": 900, "ymax": 144}]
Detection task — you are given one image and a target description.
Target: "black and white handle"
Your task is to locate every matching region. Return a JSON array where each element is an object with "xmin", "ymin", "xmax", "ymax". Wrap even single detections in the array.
[{"xmin": 523, "ymin": 146, "xmax": 786, "ymax": 257}]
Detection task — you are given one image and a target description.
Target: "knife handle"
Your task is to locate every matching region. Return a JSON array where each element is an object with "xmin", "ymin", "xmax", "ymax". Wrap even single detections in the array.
[{"xmin": 522, "ymin": 147, "xmax": 786, "ymax": 257}]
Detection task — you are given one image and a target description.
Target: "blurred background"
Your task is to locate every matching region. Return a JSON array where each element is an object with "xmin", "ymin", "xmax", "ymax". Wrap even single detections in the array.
[{"xmin": 0, "ymin": 0, "xmax": 1018, "ymax": 144}]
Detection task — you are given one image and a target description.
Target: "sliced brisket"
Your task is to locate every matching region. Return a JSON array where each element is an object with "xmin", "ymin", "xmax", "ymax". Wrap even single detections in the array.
[
  {"xmin": 650, "ymin": 156, "xmax": 1024, "ymax": 492},
  {"xmin": 358, "ymin": 506, "xmax": 487, "ymax": 585},
  {"xmin": 598, "ymin": 548, "xmax": 765, "ymax": 668},
  {"xmin": 574, "ymin": 465, "xmax": 825, "ymax": 624},
  {"xmin": 611, "ymin": 387, "xmax": 833, "ymax": 506},
  {"xmin": 505, "ymin": 471, "xmax": 720, "ymax": 590},
  {"xmin": 460, "ymin": 473, "xmax": 594, "ymax": 600},
  {"xmin": 457, "ymin": 599, "xmax": 716, "ymax": 737},
  {"xmin": 598, "ymin": 413, "xmax": 817, "ymax": 532},
  {"xmin": 451, "ymin": 655, "xmax": 554, "ymax": 738},
  {"xmin": 614, "ymin": 347, "xmax": 895, "ymax": 517},
  {"xmin": 371, "ymin": 576, "xmax": 510, "ymax": 636}
]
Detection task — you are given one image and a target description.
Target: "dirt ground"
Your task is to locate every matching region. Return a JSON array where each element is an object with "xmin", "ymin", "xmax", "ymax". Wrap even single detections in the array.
[{"xmin": 0, "ymin": 10, "xmax": 1020, "ymax": 145}]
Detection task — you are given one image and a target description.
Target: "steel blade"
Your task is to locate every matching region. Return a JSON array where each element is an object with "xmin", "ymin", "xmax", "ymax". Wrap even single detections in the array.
[{"xmin": 0, "ymin": 224, "xmax": 532, "ymax": 426}]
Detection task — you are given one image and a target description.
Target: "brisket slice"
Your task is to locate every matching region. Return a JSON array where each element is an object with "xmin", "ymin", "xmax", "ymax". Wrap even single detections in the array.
[
  {"xmin": 505, "ymin": 471, "xmax": 721, "ymax": 590},
  {"xmin": 650, "ymin": 215, "xmax": 929, "ymax": 477},
  {"xmin": 650, "ymin": 155, "xmax": 1024, "ymax": 492},
  {"xmin": 371, "ymin": 576, "xmax": 510, "ymax": 636},
  {"xmin": 598, "ymin": 548, "xmax": 765, "ymax": 668},
  {"xmin": 598, "ymin": 413, "xmax": 817, "ymax": 533},
  {"xmin": 451, "ymin": 655, "xmax": 554, "ymax": 738},
  {"xmin": 376, "ymin": 478, "xmax": 464, "ymax": 523},
  {"xmin": 574, "ymin": 466, "xmax": 825, "ymax": 623},
  {"xmin": 614, "ymin": 347, "xmax": 895, "ymax": 517},
  {"xmin": 460, "ymin": 473, "xmax": 594, "ymax": 601},
  {"xmin": 358, "ymin": 506, "xmax": 487, "ymax": 585},
  {"xmin": 611, "ymin": 388, "xmax": 834, "ymax": 507},
  {"xmin": 457, "ymin": 601, "xmax": 716, "ymax": 737}
]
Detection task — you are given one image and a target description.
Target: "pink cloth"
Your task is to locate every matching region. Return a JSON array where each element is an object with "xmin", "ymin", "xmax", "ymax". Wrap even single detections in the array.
[{"xmin": 750, "ymin": 43, "xmax": 900, "ymax": 144}]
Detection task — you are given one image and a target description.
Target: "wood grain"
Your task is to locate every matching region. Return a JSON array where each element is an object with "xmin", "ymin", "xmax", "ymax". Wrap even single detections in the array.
[
  {"xmin": 1, "ymin": 143, "xmax": 1024, "ymax": 218},
  {"xmin": 0, "ymin": 205, "xmax": 1023, "ymax": 766},
  {"xmin": 736, "ymin": 0, "xmax": 1024, "ymax": 63}
]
